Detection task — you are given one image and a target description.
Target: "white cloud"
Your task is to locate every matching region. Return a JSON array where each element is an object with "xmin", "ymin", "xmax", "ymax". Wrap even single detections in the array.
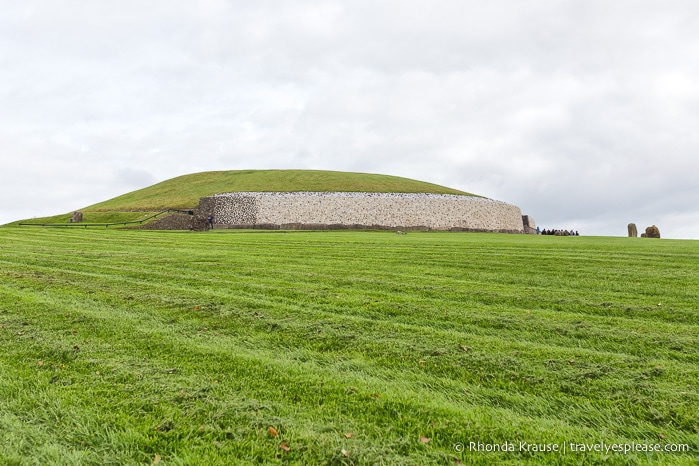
[{"xmin": 1, "ymin": 0, "xmax": 698, "ymax": 238}]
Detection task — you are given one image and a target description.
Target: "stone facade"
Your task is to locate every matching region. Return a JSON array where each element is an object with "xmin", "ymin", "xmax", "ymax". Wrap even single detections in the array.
[{"xmin": 197, "ymin": 192, "xmax": 527, "ymax": 233}]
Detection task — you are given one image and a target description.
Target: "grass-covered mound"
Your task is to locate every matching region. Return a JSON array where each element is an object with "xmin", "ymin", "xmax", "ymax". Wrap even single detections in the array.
[
  {"xmin": 84, "ymin": 169, "xmax": 474, "ymax": 212},
  {"xmin": 15, "ymin": 170, "xmax": 475, "ymax": 226},
  {"xmin": 0, "ymin": 229, "xmax": 697, "ymax": 464}
]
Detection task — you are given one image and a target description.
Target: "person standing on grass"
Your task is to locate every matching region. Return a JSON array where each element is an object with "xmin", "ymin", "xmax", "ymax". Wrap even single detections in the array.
[{"xmin": 207, "ymin": 213, "xmax": 214, "ymax": 230}]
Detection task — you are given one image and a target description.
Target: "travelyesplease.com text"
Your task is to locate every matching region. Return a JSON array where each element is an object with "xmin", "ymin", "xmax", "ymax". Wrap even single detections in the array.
[{"xmin": 454, "ymin": 441, "xmax": 690, "ymax": 455}]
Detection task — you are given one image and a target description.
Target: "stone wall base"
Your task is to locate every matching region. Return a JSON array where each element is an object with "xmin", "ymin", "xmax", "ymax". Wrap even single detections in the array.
[
  {"xmin": 201, "ymin": 192, "xmax": 527, "ymax": 233},
  {"xmin": 214, "ymin": 223, "xmax": 523, "ymax": 233}
]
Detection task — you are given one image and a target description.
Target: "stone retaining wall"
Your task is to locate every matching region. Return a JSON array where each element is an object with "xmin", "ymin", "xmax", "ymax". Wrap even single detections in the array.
[{"xmin": 197, "ymin": 192, "xmax": 527, "ymax": 233}]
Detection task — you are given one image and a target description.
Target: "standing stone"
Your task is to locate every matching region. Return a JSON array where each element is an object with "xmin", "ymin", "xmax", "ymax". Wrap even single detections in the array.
[
  {"xmin": 645, "ymin": 225, "xmax": 661, "ymax": 238},
  {"xmin": 627, "ymin": 223, "xmax": 638, "ymax": 237},
  {"xmin": 70, "ymin": 211, "xmax": 83, "ymax": 223}
]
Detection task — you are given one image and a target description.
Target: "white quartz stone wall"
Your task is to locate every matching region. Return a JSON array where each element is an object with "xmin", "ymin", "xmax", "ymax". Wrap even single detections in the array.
[{"xmin": 205, "ymin": 192, "xmax": 524, "ymax": 232}]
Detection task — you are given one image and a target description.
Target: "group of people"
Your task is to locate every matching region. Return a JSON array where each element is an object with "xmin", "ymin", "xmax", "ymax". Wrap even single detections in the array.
[{"xmin": 537, "ymin": 227, "xmax": 579, "ymax": 236}]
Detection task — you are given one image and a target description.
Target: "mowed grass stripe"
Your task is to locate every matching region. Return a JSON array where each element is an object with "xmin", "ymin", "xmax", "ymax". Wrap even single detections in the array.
[
  {"xmin": 0, "ymin": 283, "xmax": 688, "ymax": 463},
  {"xmin": 1, "ymin": 228, "xmax": 697, "ymax": 464},
  {"xmin": 3, "ymin": 236, "xmax": 695, "ymax": 363},
  {"xmin": 2, "ymin": 231, "xmax": 696, "ymax": 376},
  {"xmin": 1, "ymin": 276, "xmax": 595, "ymax": 464},
  {"xmin": 2, "ymin": 231, "xmax": 696, "ymax": 370}
]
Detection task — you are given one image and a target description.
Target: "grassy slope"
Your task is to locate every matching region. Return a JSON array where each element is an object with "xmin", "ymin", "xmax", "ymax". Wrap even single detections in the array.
[
  {"xmin": 13, "ymin": 170, "xmax": 474, "ymax": 226},
  {"xmin": 13, "ymin": 212, "xmax": 162, "ymax": 226},
  {"xmin": 83, "ymin": 170, "xmax": 475, "ymax": 212},
  {"xmin": 0, "ymin": 229, "xmax": 697, "ymax": 465}
]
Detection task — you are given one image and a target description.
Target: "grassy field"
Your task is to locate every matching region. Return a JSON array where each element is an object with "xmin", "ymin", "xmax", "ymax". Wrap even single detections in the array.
[{"xmin": 0, "ymin": 228, "xmax": 697, "ymax": 465}]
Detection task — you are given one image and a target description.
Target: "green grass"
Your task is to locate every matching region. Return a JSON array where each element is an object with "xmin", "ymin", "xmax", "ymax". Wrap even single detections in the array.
[
  {"xmin": 0, "ymin": 229, "xmax": 697, "ymax": 465},
  {"xmin": 12, "ymin": 170, "xmax": 475, "ymax": 227},
  {"xmin": 14, "ymin": 212, "xmax": 162, "ymax": 226},
  {"xmin": 82, "ymin": 170, "xmax": 475, "ymax": 213}
]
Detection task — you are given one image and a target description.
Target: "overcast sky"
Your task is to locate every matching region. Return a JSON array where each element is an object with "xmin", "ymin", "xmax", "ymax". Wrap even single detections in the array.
[{"xmin": 2, "ymin": 1, "xmax": 698, "ymax": 238}]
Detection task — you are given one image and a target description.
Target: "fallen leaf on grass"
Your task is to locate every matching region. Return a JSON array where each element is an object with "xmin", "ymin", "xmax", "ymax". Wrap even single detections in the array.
[
  {"xmin": 17, "ymin": 331, "xmax": 25, "ymax": 336},
  {"xmin": 152, "ymin": 453, "xmax": 162, "ymax": 465},
  {"xmin": 279, "ymin": 442, "xmax": 290, "ymax": 452},
  {"xmin": 37, "ymin": 361, "xmax": 44, "ymax": 367},
  {"xmin": 344, "ymin": 433, "xmax": 353, "ymax": 438},
  {"xmin": 268, "ymin": 426, "xmax": 279, "ymax": 437},
  {"xmin": 342, "ymin": 448, "xmax": 349, "ymax": 458},
  {"xmin": 459, "ymin": 345, "xmax": 471, "ymax": 352},
  {"xmin": 420, "ymin": 436, "xmax": 431, "ymax": 444}
]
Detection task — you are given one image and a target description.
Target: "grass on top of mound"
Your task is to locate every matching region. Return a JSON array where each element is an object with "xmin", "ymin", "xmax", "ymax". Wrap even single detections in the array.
[{"xmin": 82, "ymin": 169, "xmax": 476, "ymax": 212}]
